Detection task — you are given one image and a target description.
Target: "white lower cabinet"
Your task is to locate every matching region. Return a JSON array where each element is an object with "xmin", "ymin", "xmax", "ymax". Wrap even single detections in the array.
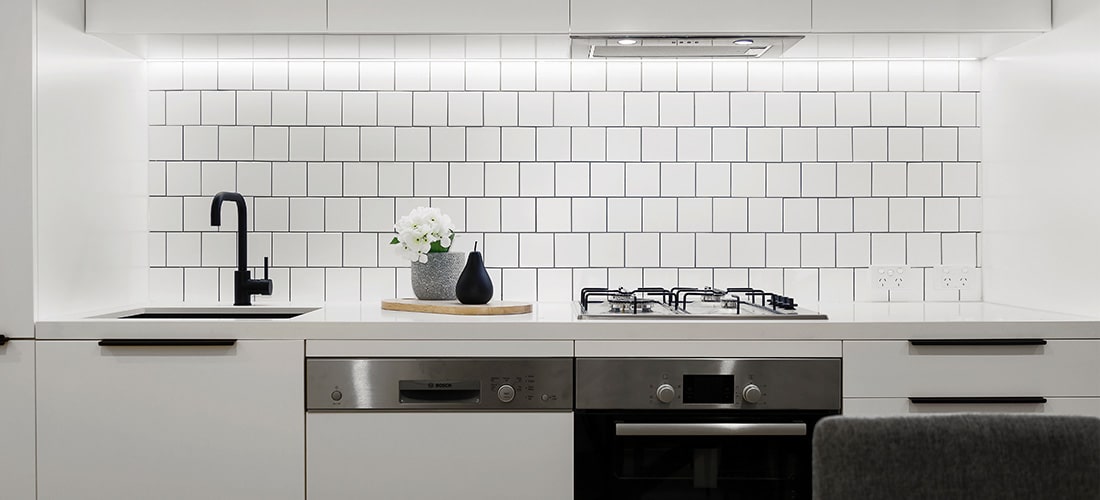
[
  {"xmin": 843, "ymin": 398, "xmax": 1100, "ymax": 418},
  {"xmin": 36, "ymin": 340, "xmax": 305, "ymax": 500},
  {"xmin": 307, "ymin": 412, "xmax": 574, "ymax": 500},
  {"xmin": 0, "ymin": 340, "xmax": 36, "ymax": 500}
]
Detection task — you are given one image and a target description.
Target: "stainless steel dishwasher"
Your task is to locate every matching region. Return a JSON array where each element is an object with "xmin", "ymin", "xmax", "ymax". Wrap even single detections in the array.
[{"xmin": 305, "ymin": 358, "xmax": 574, "ymax": 500}]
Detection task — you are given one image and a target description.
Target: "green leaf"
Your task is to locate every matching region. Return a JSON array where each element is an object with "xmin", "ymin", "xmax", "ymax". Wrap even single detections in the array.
[
  {"xmin": 389, "ymin": 237, "xmax": 400, "ymax": 245},
  {"xmin": 429, "ymin": 240, "xmax": 450, "ymax": 253}
]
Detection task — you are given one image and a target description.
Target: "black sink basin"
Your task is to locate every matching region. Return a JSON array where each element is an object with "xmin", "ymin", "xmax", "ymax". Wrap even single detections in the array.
[
  {"xmin": 112, "ymin": 307, "xmax": 317, "ymax": 320},
  {"xmin": 121, "ymin": 312, "xmax": 306, "ymax": 319}
]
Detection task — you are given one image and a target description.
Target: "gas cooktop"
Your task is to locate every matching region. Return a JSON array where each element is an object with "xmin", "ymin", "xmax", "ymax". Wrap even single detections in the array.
[{"xmin": 577, "ymin": 287, "xmax": 827, "ymax": 320}]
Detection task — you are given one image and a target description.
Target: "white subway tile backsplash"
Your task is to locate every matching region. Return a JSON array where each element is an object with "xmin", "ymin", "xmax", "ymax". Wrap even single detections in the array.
[
  {"xmin": 660, "ymin": 93, "xmax": 694, "ymax": 126},
  {"xmin": 729, "ymin": 93, "xmax": 764, "ymax": 126},
  {"xmin": 748, "ymin": 62, "xmax": 782, "ymax": 91},
  {"xmin": 765, "ymin": 93, "xmax": 800, "ymax": 127},
  {"xmin": 200, "ymin": 162, "xmax": 236, "ymax": 195},
  {"xmin": 783, "ymin": 198, "xmax": 818, "ymax": 232},
  {"xmin": 571, "ymin": 128, "xmax": 606, "ymax": 161},
  {"xmin": 413, "ymin": 92, "xmax": 447, "ymax": 126},
  {"xmin": 871, "ymin": 92, "xmax": 906, "ymax": 126},
  {"xmin": 713, "ymin": 61, "xmax": 747, "ymax": 91},
  {"xmin": 907, "ymin": 162, "xmax": 942, "ymax": 196},
  {"xmin": 924, "ymin": 128, "xmax": 959, "ymax": 161},
  {"xmin": 836, "ymin": 233, "xmax": 871, "ymax": 267},
  {"xmin": 747, "ymin": 129, "xmax": 782, "ymax": 162},
  {"xmin": 889, "ymin": 198, "xmax": 924, "ymax": 232},
  {"xmin": 554, "ymin": 92, "xmax": 588, "ymax": 126},
  {"xmin": 872, "ymin": 162, "xmax": 907, "ymax": 197},
  {"xmin": 818, "ymin": 198, "xmax": 853, "ymax": 232},
  {"xmin": 153, "ymin": 58, "xmax": 981, "ymax": 302},
  {"xmin": 835, "ymin": 93, "xmax": 870, "ymax": 126},
  {"xmin": 713, "ymin": 198, "xmax": 748, "ymax": 233},
  {"xmin": 748, "ymin": 198, "xmax": 783, "ymax": 232},
  {"xmin": 854, "ymin": 198, "xmax": 889, "ymax": 232},
  {"xmin": 783, "ymin": 128, "xmax": 817, "ymax": 162},
  {"xmin": 766, "ymin": 163, "xmax": 801, "ymax": 197},
  {"xmin": 730, "ymin": 233, "xmax": 766, "ymax": 268},
  {"xmin": 591, "ymin": 163, "xmax": 626, "ymax": 197}
]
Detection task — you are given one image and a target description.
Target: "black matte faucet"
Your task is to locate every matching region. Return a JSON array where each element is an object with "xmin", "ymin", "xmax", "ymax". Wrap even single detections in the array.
[{"xmin": 211, "ymin": 192, "xmax": 273, "ymax": 306}]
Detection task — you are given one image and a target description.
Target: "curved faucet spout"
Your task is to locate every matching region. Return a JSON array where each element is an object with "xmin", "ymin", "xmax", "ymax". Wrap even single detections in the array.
[{"xmin": 210, "ymin": 192, "xmax": 272, "ymax": 305}]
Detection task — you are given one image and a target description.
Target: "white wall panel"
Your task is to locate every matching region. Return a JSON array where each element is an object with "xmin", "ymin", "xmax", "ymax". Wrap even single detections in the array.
[
  {"xmin": 983, "ymin": 0, "xmax": 1100, "ymax": 315},
  {"xmin": 36, "ymin": 0, "xmax": 148, "ymax": 316}
]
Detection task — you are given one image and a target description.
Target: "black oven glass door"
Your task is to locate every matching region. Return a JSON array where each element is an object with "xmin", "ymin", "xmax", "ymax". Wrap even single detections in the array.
[{"xmin": 576, "ymin": 411, "xmax": 832, "ymax": 500}]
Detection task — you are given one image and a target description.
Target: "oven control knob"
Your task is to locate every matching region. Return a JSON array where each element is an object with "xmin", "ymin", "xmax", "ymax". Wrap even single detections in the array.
[
  {"xmin": 655, "ymin": 384, "xmax": 676, "ymax": 404},
  {"xmin": 742, "ymin": 384, "xmax": 762, "ymax": 404},
  {"xmin": 497, "ymin": 384, "xmax": 516, "ymax": 403}
]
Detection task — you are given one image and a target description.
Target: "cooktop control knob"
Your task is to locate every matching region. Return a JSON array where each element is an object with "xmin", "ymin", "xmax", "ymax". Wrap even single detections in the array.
[
  {"xmin": 655, "ymin": 384, "xmax": 676, "ymax": 404},
  {"xmin": 497, "ymin": 384, "xmax": 516, "ymax": 403},
  {"xmin": 742, "ymin": 384, "xmax": 762, "ymax": 404}
]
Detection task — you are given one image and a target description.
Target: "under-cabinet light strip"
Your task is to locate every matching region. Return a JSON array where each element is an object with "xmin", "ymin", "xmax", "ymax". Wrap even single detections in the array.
[{"xmin": 144, "ymin": 57, "xmax": 981, "ymax": 63}]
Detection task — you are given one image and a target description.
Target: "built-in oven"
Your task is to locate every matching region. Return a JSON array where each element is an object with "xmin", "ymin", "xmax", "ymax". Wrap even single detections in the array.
[{"xmin": 575, "ymin": 358, "xmax": 841, "ymax": 500}]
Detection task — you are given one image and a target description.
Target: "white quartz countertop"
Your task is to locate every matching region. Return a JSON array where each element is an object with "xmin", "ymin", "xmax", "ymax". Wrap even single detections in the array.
[{"xmin": 34, "ymin": 301, "xmax": 1100, "ymax": 341}]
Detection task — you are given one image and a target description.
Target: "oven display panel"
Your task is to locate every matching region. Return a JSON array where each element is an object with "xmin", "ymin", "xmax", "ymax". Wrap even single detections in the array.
[{"xmin": 682, "ymin": 375, "xmax": 735, "ymax": 404}]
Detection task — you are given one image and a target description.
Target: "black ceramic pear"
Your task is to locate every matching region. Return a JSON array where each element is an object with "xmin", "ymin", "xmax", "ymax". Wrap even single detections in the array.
[{"xmin": 455, "ymin": 242, "xmax": 493, "ymax": 304}]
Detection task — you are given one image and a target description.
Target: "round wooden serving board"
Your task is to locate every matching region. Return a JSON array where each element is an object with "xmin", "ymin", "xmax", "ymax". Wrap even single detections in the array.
[{"xmin": 381, "ymin": 299, "xmax": 533, "ymax": 316}]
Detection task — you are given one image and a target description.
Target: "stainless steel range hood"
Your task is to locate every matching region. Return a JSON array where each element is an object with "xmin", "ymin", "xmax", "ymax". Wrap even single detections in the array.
[{"xmin": 578, "ymin": 36, "xmax": 804, "ymax": 58}]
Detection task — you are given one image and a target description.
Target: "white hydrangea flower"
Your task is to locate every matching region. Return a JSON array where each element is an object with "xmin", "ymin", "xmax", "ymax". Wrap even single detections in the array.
[{"xmin": 390, "ymin": 207, "xmax": 457, "ymax": 262}]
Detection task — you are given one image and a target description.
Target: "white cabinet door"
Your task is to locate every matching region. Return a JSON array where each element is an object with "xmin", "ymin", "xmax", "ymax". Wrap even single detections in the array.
[
  {"xmin": 308, "ymin": 412, "xmax": 573, "ymax": 500},
  {"xmin": 37, "ymin": 340, "xmax": 304, "ymax": 500},
  {"xmin": 85, "ymin": 0, "xmax": 327, "ymax": 34},
  {"xmin": 570, "ymin": 0, "xmax": 811, "ymax": 35},
  {"xmin": 812, "ymin": 0, "xmax": 1051, "ymax": 32},
  {"xmin": 0, "ymin": 340, "xmax": 36, "ymax": 500},
  {"xmin": 843, "ymin": 340, "xmax": 1100, "ymax": 398},
  {"xmin": 844, "ymin": 398, "xmax": 1100, "ymax": 418},
  {"xmin": 328, "ymin": 0, "xmax": 569, "ymax": 34}
]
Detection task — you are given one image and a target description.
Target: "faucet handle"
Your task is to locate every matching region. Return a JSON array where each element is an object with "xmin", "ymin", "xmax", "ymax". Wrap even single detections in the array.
[{"xmin": 264, "ymin": 257, "xmax": 269, "ymax": 280}]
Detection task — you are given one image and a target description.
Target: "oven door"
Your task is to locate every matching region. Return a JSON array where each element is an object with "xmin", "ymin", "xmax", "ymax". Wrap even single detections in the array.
[{"xmin": 575, "ymin": 410, "xmax": 833, "ymax": 500}]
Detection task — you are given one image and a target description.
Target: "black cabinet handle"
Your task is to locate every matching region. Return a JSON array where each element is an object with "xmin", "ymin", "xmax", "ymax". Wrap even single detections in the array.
[
  {"xmin": 0, "ymin": 335, "xmax": 8, "ymax": 346},
  {"xmin": 909, "ymin": 339, "xmax": 1047, "ymax": 346},
  {"xmin": 909, "ymin": 397, "xmax": 1047, "ymax": 405},
  {"xmin": 98, "ymin": 339, "xmax": 237, "ymax": 347}
]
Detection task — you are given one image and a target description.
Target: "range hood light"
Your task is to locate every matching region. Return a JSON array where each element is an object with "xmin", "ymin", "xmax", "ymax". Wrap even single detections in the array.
[
  {"xmin": 617, "ymin": 39, "xmax": 638, "ymax": 46},
  {"xmin": 733, "ymin": 39, "xmax": 755, "ymax": 45}
]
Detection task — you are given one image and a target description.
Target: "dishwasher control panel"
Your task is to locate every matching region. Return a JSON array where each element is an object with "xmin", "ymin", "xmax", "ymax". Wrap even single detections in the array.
[{"xmin": 306, "ymin": 358, "xmax": 574, "ymax": 411}]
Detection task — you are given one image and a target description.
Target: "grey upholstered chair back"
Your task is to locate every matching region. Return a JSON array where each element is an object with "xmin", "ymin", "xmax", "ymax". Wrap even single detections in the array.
[{"xmin": 812, "ymin": 414, "xmax": 1100, "ymax": 500}]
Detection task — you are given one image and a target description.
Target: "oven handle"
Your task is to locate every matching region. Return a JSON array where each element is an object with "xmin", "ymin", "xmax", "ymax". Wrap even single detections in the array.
[{"xmin": 615, "ymin": 422, "xmax": 807, "ymax": 437}]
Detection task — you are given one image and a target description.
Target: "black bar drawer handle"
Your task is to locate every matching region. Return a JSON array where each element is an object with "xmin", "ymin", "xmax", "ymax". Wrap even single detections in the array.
[
  {"xmin": 0, "ymin": 335, "xmax": 8, "ymax": 346},
  {"xmin": 909, "ymin": 397, "xmax": 1048, "ymax": 405},
  {"xmin": 909, "ymin": 339, "xmax": 1047, "ymax": 346},
  {"xmin": 98, "ymin": 339, "xmax": 237, "ymax": 347}
]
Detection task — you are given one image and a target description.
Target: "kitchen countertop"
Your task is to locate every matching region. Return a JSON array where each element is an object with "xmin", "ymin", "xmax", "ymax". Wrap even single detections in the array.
[{"xmin": 34, "ymin": 301, "xmax": 1100, "ymax": 341}]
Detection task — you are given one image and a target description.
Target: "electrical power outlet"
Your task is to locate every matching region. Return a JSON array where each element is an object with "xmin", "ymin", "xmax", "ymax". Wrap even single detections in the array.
[
  {"xmin": 934, "ymin": 266, "xmax": 981, "ymax": 290},
  {"xmin": 869, "ymin": 266, "xmax": 916, "ymax": 290}
]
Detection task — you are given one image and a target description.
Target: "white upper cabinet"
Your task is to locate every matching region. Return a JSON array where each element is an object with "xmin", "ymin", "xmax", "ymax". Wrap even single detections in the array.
[
  {"xmin": 812, "ymin": 0, "xmax": 1051, "ymax": 32},
  {"xmin": 328, "ymin": 0, "xmax": 569, "ymax": 34},
  {"xmin": 85, "ymin": 0, "xmax": 327, "ymax": 34},
  {"xmin": 570, "ymin": 0, "xmax": 811, "ymax": 34}
]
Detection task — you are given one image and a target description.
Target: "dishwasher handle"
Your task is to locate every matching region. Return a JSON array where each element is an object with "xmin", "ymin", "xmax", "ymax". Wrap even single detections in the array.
[
  {"xmin": 616, "ymin": 422, "xmax": 807, "ymax": 437},
  {"xmin": 398, "ymin": 380, "xmax": 481, "ymax": 404}
]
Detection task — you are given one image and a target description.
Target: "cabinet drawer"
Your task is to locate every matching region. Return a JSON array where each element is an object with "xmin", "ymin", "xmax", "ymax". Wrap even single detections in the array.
[
  {"xmin": 844, "ymin": 398, "xmax": 1100, "ymax": 418},
  {"xmin": 843, "ymin": 340, "xmax": 1100, "ymax": 398}
]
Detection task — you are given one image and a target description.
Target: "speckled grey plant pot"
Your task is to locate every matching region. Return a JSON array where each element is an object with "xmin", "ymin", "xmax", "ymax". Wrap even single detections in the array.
[{"xmin": 410, "ymin": 252, "xmax": 466, "ymax": 300}]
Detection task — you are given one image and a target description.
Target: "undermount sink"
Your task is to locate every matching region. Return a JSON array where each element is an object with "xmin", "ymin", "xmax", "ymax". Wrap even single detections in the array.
[{"xmin": 102, "ymin": 307, "xmax": 318, "ymax": 320}]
